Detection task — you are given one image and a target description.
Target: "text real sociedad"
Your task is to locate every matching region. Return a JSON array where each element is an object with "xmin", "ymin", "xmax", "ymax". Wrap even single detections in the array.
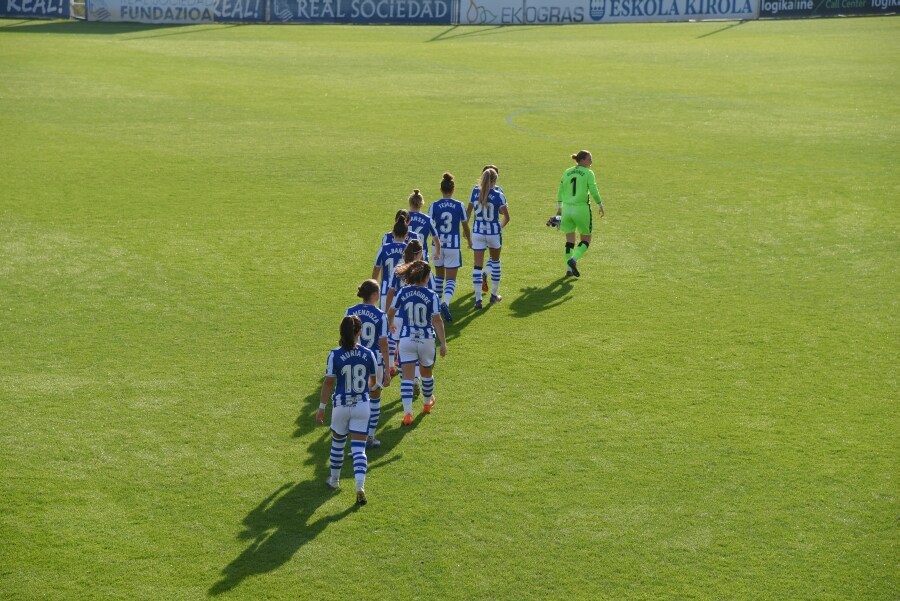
[{"xmin": 289, "ymin": 0, "xmax": 448, "ymax": 19}]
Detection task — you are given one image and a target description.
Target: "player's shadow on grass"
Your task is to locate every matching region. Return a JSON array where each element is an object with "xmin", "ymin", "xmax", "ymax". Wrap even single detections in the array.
[
  {"xmin": 508, "ymin": 276, "xmax": 574, "ymax": 318},
  {"xmin": 210, "ymin": 388, "xmax": 402, "ymax": 596},
  {"xmin": 445, "ymin": 291, "xmax": 490, "ymax": 342},
  {"xmin": 0, "ymin": 21, "xmax": 236, "ymax": 37}
]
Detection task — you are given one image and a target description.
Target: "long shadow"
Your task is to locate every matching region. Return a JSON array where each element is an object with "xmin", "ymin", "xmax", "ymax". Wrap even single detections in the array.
[
  {"xmin": 211, "ymin": 387, "xmax": 392, "ymax": 596},
  {"xmin": 696, "ymin": 20, "xmax": 747, "ymax": 39},
  {"xmin": 507, "ymin": 276, "xmax": 574, "ymax": 318},
  {"xmin": 426, "ymin": 24, "xmax": 543, "ymax": 43},
  {"xmin": 0, "ymin": 20, "xmax": 235, "ymax": 36},
  {"xmin": 444, "ymin": 291, "xmax": 491, "ymax": 342}
]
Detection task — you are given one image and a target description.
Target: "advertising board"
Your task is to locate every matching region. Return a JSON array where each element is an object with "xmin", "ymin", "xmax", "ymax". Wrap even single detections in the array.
[
  {"xmin": 459, "ymin": 0, "xmax": 759, "ymax": 23},
  {"xmin": 271, "ymin": 0, "xmax": 452, "ymax": 22}
]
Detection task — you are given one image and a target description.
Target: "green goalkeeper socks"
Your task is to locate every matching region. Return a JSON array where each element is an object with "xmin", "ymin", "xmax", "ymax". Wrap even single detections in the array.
[{"xmin": 572, "ymin": 241, "xmax": 590, "ymax": 262}]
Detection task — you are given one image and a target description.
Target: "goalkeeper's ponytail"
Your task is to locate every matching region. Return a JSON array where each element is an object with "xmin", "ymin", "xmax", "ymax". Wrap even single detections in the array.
[{"xmin": 572, "ymin": 150, "xmax": 591, "ymax": 163}]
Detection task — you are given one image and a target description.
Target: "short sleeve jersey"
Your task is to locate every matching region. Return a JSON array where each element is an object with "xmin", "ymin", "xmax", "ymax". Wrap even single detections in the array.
[
  {"xmin": 408, "ymin": 212, "xmax": 439, "ymax": 260},
  {"xmin": 325, "ymin": 344, "xmax": 377, "ymax": 405},
  {"xmin": 428, "ymin": 198, "xmax": 468, "ymax": 250},
  {"xmin": 389, "ymin": 266, "xmax": 437, "ymax": 296},
  {"xmin": 345, "ymin": 303, "xmax": 388, "ymax": 358},
  {"xmin": 381, "ymin": 231, "xmax": 422, "ymax": 247},
  {"xmin": 469, "ymin": 185, "xmax": 507, "ymax": 235},
  {"xmin": 374, "ymin": 240, "xmax": 407, "ymax": 290},
  {"xmin": 390, "ymin": 285, "xmax": 440, "ymax": 340},
  {"xmin": 557, "ymin": 166, "xmax": 602, "ymax": 207}
]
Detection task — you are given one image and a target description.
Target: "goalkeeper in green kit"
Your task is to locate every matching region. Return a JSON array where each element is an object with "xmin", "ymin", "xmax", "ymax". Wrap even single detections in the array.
[{"xmin": 547, "ymin": 150, "xmax": 605, "ymax": 278}]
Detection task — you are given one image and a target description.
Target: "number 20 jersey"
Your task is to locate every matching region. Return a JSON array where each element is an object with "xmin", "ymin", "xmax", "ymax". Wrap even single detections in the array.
[{"xmin": 469, "ymin": 185, "xmax": 507, "ymax": 235}]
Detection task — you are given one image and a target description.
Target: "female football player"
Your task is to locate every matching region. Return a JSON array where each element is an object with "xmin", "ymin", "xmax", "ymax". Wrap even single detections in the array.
[
  {"xmin": 372, "ymin": 214, "xmax": 410, "ymax": 374},
  {"xmin": 316, "ymin": 315, "xmax": 377, "ymax": 506},
  {"xmin": 467, "ymin": 166, "xmax": 510, "ymax": 309},
  {"xmin": 387, "ymin": 260, "xmax": 447, "ymax": 426},
  {"xmin": 345, "ymin": 279, "xmax": 391, "ymax": 450},
  {"xmin": 381, "ymin": 209, "xmax": 422, "ymax": 246},
  {"xmin": 549, "ymin": 150, "xmax": 604, "ymax": 277},
  {"xmin": 407, "ymin": 189, "xmax": 441, "ymax": 264},
  {"xmin": 429, "ymin": 172, "xmax": 470, "ymax": 322}
]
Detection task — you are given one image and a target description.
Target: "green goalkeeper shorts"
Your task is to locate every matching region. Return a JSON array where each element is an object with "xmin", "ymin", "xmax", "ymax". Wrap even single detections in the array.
[{"xmin": 560, "ymin": 204, "xmax": 592, "ymax": 235}]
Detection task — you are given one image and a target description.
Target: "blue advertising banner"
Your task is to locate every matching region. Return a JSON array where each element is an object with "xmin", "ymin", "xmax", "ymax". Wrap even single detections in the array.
[
  {"xmin": 1, "ymin": 0, "xmax": 69, "ymax": 17},
  {"xmin": 270, "ymin": 0, "xmax": 452, "ymax": 22},
  {"xmin": 215, "ymin": 0, "xmax": 264, "ymax": 20}
]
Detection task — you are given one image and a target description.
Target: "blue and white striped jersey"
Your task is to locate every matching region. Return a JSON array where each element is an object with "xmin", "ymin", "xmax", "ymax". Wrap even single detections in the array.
[
  {"xmin": 380, "ymin": 231, "xmax": 423, "ymax": 247},
  {"xmin": 388, "ymin": 266, "xmax": 437, "ymax": 296},
  {"xmin": 469, "ymin": 185, "xmax": 507, "ymax": 235},
  {"xmin": 374, "ymin": 239, "xmax": 407, "ymax": 292},
  {"xmin": 325, "ymin": 345, "xmax": 377, "ymax": 406},
  {"xmin": 391, "ymin": 285, "xmax": 440, "ymax": 340},
  {"xmin": 408, "ymin": 211, "xmax": 438, "ymax": 260},
  {"xmin": 428, "ymin": 198, "xmax": 468, "ymax": 250},
  {"xmin": 345, "ymin": 303, "xmax": 388, "ymax": 360}
]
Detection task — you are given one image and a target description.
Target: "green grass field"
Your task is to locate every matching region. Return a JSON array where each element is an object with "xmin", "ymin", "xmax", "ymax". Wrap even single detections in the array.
[{"xmin": 1, "ymin": 16, "xmax": 898, "ymax": 600}]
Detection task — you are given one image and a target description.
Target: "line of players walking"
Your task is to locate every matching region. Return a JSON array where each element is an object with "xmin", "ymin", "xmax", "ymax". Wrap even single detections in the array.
[
  {"xmin": 315, "ymin": 167, "xmax": 510, "ymax": 506},
  {"xmin": 315, "ymin": 151, "xmax": 606, "ymax": 506}
]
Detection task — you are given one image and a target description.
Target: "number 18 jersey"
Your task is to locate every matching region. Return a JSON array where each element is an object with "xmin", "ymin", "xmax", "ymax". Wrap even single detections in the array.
[{"xmin": 325, "ymin": 345, "xmax": 377, "ymax": 405}]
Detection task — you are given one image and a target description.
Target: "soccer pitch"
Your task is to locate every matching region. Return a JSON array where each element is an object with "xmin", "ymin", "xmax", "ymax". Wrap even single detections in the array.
[{"xmin": 1, "ymin": 16, "xmax": 897, "ymax": 600}]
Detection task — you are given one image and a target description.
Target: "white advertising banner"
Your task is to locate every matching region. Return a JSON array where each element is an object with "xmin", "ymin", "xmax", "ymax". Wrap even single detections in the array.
[
  {"xmin": 458, "ymin": 0, "xmax": 759, "ymax": 23},
  {"xmin": 88, "ymin": 0, "xmax": 215, "ymax": 22}
]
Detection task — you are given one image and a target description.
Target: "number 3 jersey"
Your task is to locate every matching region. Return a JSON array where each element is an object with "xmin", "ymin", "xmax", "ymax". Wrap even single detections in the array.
[
  {"xmin": 344, "ymin": 303, "xmax": 388, "ymax": 360},
  {"xmin": 428, "ymin": 198, "xmax": 468, "ymax": 249},
  {"xmin": 325, "ymin": 344, "xmax": 377, "ymax": 405},
  {"xmin": 391, "ymin": 285, "xmax": 440, "ymax": 339},
  {"xmin": 469, "ymin": 185, "xmax": 507, "ymax": 235}
]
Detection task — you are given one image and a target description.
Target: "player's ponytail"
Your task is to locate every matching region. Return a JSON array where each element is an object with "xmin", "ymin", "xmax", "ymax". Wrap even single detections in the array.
[
  {"xmin": 392, "ymin": 211, "xmax": 409, "ymax": 239},
  {"xmin": 339, "ymin": 315, "xmax": 362, "ymax": 350},
  {"xmin": 403, "ymin": 239, "xmax": 423, "ymax": 264},
  {"xmin": 357, "ymin": 279, "xmax": 380, "ymax": 302},
  {"xmin": 408, "ymin": 189, "xmax": 424, "ymax": 210},
  {"xmin": 440, "ymin": 172, "xmax": 455, "ymax": 194},
  {"xmin": 478, "ymin": 168, "xmax": 497, "ymax": 208},
  {"xmin": 396, "ymin": 259, "xmax": 430, "ymax": 286},
  {"xmin": 572, "ymin": 150, "xmax": 591, "ymax": 163}
]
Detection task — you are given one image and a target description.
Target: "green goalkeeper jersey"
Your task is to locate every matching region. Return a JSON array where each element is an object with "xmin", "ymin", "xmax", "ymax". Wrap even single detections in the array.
[{"xmin": 557, "ymin": 165, "xmax": 602, "ymax": 207}]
